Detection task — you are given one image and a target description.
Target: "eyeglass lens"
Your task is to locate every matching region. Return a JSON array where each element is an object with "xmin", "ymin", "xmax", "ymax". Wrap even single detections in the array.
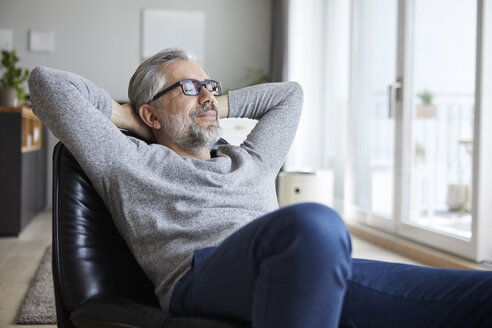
[
  {"xmin": 182, "ymin": 80, "xmax": 221, "ymax": 96},
  {"xmin": 205, "ymin": 81, "xmax": 221, "ymax": 95}
]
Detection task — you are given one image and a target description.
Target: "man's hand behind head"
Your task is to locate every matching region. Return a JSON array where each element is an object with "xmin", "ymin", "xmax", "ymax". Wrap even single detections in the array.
[{"xmin": 111, "ymin": 100, "xmax": 154, "ymax": 142}]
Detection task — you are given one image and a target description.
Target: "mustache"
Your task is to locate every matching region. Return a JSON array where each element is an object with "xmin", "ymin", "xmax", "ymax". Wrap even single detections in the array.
[{"xmin": 190, "ymin": 104, "xmax": 218, "ymax": 119}]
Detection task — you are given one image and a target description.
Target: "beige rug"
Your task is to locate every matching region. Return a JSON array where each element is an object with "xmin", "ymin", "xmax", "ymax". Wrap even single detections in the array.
[{"xmin": 16, "ymin": 246, "xmax": 56, "ymax": 324}]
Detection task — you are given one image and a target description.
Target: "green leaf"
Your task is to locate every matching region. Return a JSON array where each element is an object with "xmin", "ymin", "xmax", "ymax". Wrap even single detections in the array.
[{"xmin": 1, "ymin": 49, "xmax": 29, "ymax": 101}]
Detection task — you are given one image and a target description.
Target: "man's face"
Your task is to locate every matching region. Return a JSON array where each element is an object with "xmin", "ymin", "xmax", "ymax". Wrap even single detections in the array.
[{"xmin": 154, "ymin": 60, "xmax": 221, "ymax": 153}]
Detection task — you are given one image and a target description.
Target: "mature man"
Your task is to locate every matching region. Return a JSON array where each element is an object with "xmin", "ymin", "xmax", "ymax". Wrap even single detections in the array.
[{"xmin": 29, "ymin": 48, "xmax": 491, "ymax": 328}]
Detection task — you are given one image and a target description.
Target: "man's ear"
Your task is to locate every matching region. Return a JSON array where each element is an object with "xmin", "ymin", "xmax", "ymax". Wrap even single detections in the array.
[{"xmin": 138, "ymin": 104, "xmax": 162, "ymax": 130}]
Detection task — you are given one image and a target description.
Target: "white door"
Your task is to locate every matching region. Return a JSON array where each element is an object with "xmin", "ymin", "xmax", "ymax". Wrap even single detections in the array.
[
  {"xmin": 398, "ymin": 0, "xmax": 478, "ymax": 258},
  {"xmin": 349, "ymin": 0, "xmax": 481, "ymax": 260},
  {"xmin": 349, "ymin": 0, "xmax": 399, "ymax": 231}
]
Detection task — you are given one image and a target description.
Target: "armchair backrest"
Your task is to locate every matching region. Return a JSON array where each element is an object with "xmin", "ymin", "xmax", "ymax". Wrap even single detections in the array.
[
  {"xmin": 52, "ymin": 141, "xmax": 159, "ymax": 326},
  {"xmin": 51, "ymin": 131, "xmax": 237, "ymax": 327}
]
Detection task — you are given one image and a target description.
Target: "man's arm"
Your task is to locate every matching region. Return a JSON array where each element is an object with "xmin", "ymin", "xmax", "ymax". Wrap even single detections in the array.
[
  {"xmin": 227, "ymin": 82, "xmax": 303, "ymax": 172},
  {"xmin": 217, "ymin": 94, "xmax": 229, "ymax": 119},
  {"xmin": 28, "ymin": 66, "xmax": 136, "ymax": 181}
]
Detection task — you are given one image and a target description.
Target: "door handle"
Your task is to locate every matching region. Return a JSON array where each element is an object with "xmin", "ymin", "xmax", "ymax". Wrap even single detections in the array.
[{"xmin": 388, "ymin": 80, "xmax": 402, "ymax": 118}]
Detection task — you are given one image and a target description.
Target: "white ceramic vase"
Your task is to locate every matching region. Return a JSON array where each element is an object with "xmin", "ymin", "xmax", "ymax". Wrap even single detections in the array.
[{"xmin": 0, "ymin": 88, "xmax": 18, "ymax": 107}]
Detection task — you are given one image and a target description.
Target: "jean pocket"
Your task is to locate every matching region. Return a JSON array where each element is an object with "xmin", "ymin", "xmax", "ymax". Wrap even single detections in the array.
[
  {"xmin": 170, "ymin": 268, "xmax": 192, "ymax": 314},
  {"xmin": 171, "ymin": 246, "xmax": 217, "ymax": 314},
  {"xmin": 192, "ymin": 246, "xmax": 217, "ymax": 268}
]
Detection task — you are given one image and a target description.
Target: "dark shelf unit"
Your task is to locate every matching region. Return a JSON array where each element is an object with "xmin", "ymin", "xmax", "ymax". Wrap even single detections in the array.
[{"xmin": 0, "ymin": 106, "xmax": 47, "ymax": 236}]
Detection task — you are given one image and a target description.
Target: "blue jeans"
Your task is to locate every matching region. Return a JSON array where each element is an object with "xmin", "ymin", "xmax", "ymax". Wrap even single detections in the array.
[{"xmin": 170, "ymin": 203, "xmax": 492, "ymax": 327}]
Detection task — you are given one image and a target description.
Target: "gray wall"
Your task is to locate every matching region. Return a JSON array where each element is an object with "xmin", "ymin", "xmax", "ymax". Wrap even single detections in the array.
[
  {"xmin": 0, "ymin": 0, "xmax": 272, "ymax": 208},
  {"xmin": 1, "ymin": 0, "xmax": 272, "ymax": 99}
]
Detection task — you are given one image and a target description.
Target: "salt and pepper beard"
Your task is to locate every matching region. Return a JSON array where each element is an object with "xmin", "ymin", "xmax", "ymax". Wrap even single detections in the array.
[{"xmin": 159, "ymin": 105, "xmax": 222, "ymax": 155}]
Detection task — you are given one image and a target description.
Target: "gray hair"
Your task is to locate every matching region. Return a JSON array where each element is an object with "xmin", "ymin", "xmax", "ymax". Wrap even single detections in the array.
[{"xmin": 128, "ymin": 48, "xmax": 196, "ymax": 113}]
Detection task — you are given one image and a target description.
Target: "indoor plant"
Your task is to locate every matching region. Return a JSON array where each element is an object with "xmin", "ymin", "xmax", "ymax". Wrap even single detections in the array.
[
  {"xmin": 0, "ymin": 49, "xmax": 30, "ymax": 107},
  {"xmin": 416, "ymin": 89, "xmax": 437, "ymax": 118},
  {"xmin": 244, "ymin": 68, "xmax": 270, "ymax": 86}
]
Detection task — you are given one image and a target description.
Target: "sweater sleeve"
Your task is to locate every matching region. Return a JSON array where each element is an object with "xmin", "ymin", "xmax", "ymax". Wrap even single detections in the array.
[
  {"xmin": 28, "ymin": 66, "xmax": 134, "ymax": 188},
  {"xmin": 227, "ymin": 81, "xmax": 303, "ymax": 172}
]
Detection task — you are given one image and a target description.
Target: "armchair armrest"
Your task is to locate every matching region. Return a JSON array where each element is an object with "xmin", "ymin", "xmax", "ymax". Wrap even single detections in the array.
[
  {"xmin": 70, "ymin": 297, "xmax": 250, "ymax": 328},
  {"xmin": 70, "ymin": 297, "xmax": 167, "ymax": 328}
]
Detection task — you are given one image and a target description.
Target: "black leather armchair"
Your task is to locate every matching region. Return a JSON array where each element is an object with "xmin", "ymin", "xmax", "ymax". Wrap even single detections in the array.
[{"xmin": 52, "ymin": 133, "xmax": 250, "ymax": 328}]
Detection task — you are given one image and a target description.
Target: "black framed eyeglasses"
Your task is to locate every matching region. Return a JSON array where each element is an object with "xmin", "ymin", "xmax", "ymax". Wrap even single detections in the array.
[{"xmin": 148, "ymin": 79, "xmax": 222, "ymax": 104}]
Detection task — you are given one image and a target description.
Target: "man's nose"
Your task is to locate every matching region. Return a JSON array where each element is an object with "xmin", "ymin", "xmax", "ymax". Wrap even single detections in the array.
[{"xmin": 198, "ymin": 87, "xmax": 216, "ymax": 104}]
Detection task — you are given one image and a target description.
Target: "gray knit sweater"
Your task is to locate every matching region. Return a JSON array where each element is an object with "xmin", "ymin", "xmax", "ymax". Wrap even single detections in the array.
[{"xmin": 28, "ymin": 66, "xmax": 303, "ymax": 311}]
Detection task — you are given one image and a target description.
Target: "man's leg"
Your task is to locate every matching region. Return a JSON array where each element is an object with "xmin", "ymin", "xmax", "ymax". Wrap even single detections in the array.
[
  {"xmin": 170, "ymin": 203, "xmax": 352, "ymax": 328},
  {"xmin": 340, "ymin": 259, "xmax": 492, "ymax": 328}
]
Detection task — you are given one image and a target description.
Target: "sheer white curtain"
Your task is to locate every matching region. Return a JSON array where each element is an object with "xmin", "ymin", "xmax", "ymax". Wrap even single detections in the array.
[
  {"xmin": 285, "ymin": 0, "xmax": 350, "ymax": 169},
  {"xmin": 284, "ymin": 0, "xmax": 350, "ymax": 208}
]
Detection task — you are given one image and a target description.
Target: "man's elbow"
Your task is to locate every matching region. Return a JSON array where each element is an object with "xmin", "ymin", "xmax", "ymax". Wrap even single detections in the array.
[
  {"xmin": 28, "ymin": 66, "xmax": 52, "ymax": 100},
  {"xmin": 28, "ymin": 66, "xmax": 49, "ymax": 87},
  {"xmin": 287, "ymin": 81, "xmax": 304, "ymax": 107}
]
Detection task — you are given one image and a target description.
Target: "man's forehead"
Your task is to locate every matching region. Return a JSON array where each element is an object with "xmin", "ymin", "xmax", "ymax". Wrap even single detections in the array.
[{"xmin": 161, "ymin": 60, "xmax": 208, "ymax": 82}]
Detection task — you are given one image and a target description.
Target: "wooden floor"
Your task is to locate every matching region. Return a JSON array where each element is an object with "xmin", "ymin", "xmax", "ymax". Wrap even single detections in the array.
[
  {"xmin": 0, "ymin": 211, "xmax": 54, "ymax": 328},
  {"xmin": 0, "ymin": 211, "xmax": 423, "ymax": 327}
]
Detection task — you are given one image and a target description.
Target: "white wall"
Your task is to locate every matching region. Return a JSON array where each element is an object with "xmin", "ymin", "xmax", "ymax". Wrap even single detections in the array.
[
  {"xmin": 0, "ymin": 0, "xmax": 272, "ymax": 208},
  {"xmin": 0, "ymin": 0, "xmax": 272, "ymax": 99}
]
